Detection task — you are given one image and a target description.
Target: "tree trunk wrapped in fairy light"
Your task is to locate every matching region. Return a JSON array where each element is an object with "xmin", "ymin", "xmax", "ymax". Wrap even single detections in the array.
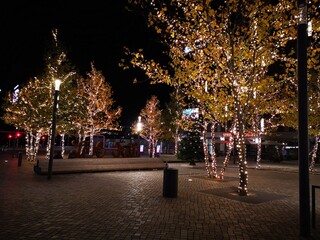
[
  {"xmin": 60, "ymin": 133, "xmax": 65, "ymax": 158},
  {"xmin": 309, "ymin": 135, "xmax": 319, "ymax": 172},
  {"xmin": 235, "ymin": 98, "xmax": 248, "ymax": 196},
  {"xmin": 89, "ymin": 132, "xmax": 94, "ymax": 156},
  {"xmin": 25, "ymin": 132, "xmax": 33, "ymax": 162},
  {"xmin": 29, "ymin": 132, "xmax": 35, "ymax": 161},
  {"xmin": 210, "ymin": 122, "xmax": 218, "ymax": 178},
  {"xmin": 33, "ymin": 132, "xmax": 41, "ymax": 161},
  {"xmin": 46, "ymin": 133, "xmax": 51, "ymax": 160},
  {"xmin": 256, "ymin": 136, "xmax": 262, "ymax": 169},
  {"xmin": 201, "ymin": 120, "xmax": 211, "ymax": 177},
  {"xmin": 219, "ymin": 125, "xmax": 236, "ymax": 179},
  {"xmin": 24, "ymin": 133, "xmax": 30, "ymax": 161},
  {"xmin": 174, "ymin": 128, "xmax": 179, "ymax": 156}
]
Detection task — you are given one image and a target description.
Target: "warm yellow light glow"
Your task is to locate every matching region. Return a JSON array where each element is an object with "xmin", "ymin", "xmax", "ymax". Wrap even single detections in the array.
[
  {"xmin": 260, "ymin": 118, "xmax": 265, "ymax": 132},
  {"xmin": 55, "ymin": 79, "xmax": 61, "ymax": 91},
  {"xmin": 136, "ymin": 116, "xmax": 143, "ymax": 132}
]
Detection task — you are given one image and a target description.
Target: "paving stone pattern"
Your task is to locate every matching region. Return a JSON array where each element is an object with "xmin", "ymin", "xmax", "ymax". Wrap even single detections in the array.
[{"xmin": 0, "ymin": 153, "xmax": 319, "ymax": 240}]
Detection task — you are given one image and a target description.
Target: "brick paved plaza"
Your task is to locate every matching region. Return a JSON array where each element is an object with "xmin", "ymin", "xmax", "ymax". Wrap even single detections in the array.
[{"xmin": 0, "ymin": 153, "xmax": 319, "ymax": 239}]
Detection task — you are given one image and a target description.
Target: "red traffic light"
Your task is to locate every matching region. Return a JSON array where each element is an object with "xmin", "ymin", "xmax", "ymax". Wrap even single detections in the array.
[
  {"xmin": 8, "ymin": 134, "xmax": 13, "ymax": 139},
  {"xmin": 16, "ymin": 132, "xmax": 21, "ymax": 138},
  {"xmin": 41, "ymin": 136, "xmax": 46, "ymax": 140}
]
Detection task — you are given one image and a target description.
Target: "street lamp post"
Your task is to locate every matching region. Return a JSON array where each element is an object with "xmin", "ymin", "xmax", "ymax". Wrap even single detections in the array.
[
  {"xmin": 136, "ymin": 116, "xmax": 143, "ymax": 156},
  {"xmin": 48, "ymin": 79, "xmax": 61, "ymax": 180},
  {"xmin": 297, "ymin": 0, "xmax": 310, "ymax": 237}
]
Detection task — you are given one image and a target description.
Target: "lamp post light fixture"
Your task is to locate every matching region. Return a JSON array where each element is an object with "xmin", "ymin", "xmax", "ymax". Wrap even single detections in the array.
[
  {"xmin": 48, "ymin": 79, "xmax": 61, "ymax": 180},
  {"xmin": 136, "ymin": 116, "xmax": 143, "ymax": 132}
]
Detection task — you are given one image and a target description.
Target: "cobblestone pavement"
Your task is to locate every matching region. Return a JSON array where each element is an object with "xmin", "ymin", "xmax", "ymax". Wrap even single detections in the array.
[{"xmin": 0, "ymin": 153, "xmax": 320, "ymax": 240}]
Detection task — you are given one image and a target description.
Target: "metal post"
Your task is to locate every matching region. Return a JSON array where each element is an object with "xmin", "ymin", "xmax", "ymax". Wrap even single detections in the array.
[
  {"xmin": 18, "ymin": 152, "xmax": 22, "ymax": 167},
  {"xmin": 312, "ymin": 185, "xmax": 315, "ymax": 228},
  {"xmin": 297, "ymin": 0, "xmax": 310, "ymax": 237},
  {"xmin": 138, "ymin": 134, "xmax": 141, "ymax": 157},
  {"xmin": 233, "ymin": 138, "xmax": 236, "ymax": 164},
  {"xmin": 137, "ymin": 116, "xmax": 143, "ymax": 157},
  {"xmin": 48, "ymin": 84, "xmax": 60, "ymax": 180}
]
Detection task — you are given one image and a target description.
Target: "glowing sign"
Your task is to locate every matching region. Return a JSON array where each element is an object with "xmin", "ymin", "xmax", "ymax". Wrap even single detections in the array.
[
  {"xmin": 183, "ymin": 108, "xmax": 199, "ymax": 120},
  {"xmin": 12, "ymin": 85, "xmax": 19, "ymax": 103}
]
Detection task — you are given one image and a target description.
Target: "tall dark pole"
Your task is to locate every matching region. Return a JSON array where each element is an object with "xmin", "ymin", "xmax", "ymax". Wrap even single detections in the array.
[
  {"xmin": 297, "ymin": 0, "xmax": 310, "ymax": 237},
  {"xmin": 138, "ymin": 134, "xmax": 141, "ymax": 157},
  {"xmin": 48, "ymin": 80, "xmax": 61, "ymax": 180},
  {"xmin": 137, "ymin": 116, "xmax": 143, "ymax": 157}
]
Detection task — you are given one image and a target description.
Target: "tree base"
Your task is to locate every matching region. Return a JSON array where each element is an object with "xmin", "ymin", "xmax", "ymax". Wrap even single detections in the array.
[{"xmin": 238, "ymin": 188, "xmax": 248, "ymax": 196}]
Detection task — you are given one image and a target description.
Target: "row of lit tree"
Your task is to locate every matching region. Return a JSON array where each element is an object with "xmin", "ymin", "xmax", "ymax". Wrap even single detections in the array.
[
  {"xmin": 1, "ymin": 1, "xmax": 319, "ymax": 197},
  {"xmin": 2, "ymin": 30, "xmax": 122, "ymax": 162},
  {"xmin": 123, "ymin": 0, "xmax": 319, "ymax": 195}
]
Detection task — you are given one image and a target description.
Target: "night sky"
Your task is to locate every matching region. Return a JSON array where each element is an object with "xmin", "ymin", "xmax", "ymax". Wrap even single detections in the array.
[{"xmin": 0, "ymin": 0, "xmax": 172, "ymax": 127}]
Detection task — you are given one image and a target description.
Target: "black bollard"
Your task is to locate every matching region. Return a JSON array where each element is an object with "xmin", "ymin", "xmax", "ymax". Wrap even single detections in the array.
[
  {"xmin": 18, "ymin": 152, "xmax": 22, "ymax": 167},
  {"xmin": 163, "ymin": 168, "xmax": 178, "ymax": 198}
]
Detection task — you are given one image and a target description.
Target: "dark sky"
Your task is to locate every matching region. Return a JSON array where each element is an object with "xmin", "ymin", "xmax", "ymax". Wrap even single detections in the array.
[{"xmin": 0, "ymin": 0, "xmax": 172, "ymax": 127}]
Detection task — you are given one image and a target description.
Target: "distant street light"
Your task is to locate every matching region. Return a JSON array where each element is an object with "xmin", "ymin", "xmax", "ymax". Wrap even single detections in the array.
[
  {"xmin": 136, "ymin": 116, "xmax": 143, "ymax": 132},
  {"xmin": 48, "ymin": 79, "xmax": 61, "ymax": 180}
]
